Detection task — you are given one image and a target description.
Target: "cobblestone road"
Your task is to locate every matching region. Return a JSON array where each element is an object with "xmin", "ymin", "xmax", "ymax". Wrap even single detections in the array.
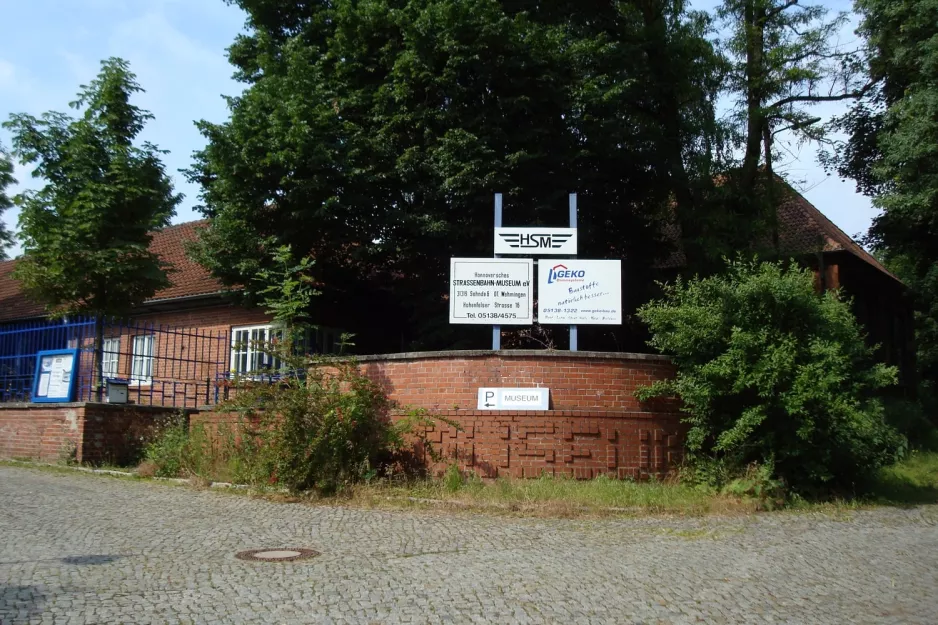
[{"xmin": 1, "ymin": 465, "xmax": 936, "ymax": 625}]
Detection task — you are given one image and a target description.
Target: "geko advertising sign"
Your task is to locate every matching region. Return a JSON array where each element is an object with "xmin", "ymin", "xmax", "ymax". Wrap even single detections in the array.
[
  {"xmin": 545, "ymin": 264, "xmax": 586, "ymax": 284},
  {"xmin": 537, "ymin": 259, "xmax": 622, "ymax": 325}
]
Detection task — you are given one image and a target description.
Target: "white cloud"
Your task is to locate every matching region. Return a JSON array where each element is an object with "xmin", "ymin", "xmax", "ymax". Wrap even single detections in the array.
[
  {"xmin": 58, "ymin": 51, "xmax": 97, "ymax": 85},
  {"xmin": 0, "ymin": 59, "xmax": 14, "ymax": 86},
  {"xmin": 111, "ymin": 10, "xmax": 228, "ymax": 70}
]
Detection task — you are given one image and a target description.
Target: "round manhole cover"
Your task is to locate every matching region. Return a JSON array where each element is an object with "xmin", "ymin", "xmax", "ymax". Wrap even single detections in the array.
[{"xmin": 235, "ymin": 548, "xmax": 320, "ymax": 562}]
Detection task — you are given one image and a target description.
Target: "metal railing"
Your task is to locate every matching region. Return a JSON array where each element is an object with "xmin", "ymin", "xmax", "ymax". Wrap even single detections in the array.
[{"xmin": 0, "ymin": 317, "xmax": 229, "ymax": 407}]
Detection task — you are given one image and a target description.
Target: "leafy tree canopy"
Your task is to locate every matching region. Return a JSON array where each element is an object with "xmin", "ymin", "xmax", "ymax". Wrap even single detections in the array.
[
  {"xmin": 189, "ymin": 0, "xmax": 729, "ymax": 350},
  {"xmin": 0, "ymin": 145, "xmax": 14, "ymax": 258},
  {"xmin": 4, "ymin": 57, "xmax": 181, "ymax": 318}
]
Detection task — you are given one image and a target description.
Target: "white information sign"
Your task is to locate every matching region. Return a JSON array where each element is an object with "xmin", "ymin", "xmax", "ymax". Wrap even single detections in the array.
[
  {"xmin": 494, "ymin": 227, "xmax": 577, "ymax": 255},
  {"xmin": 538, "ymin": 259, "xmax": 622, "ymax": 325},
  {"xmin": 37, "ymin": 373, "xmax": 51, "ymax": 396},
  {"xmin": 45, "ymin": 354, "xmax": 74, "ymax": 398},
  {"xmin": 449, "ymin": 258, "xmax": 534, "ymax": 325},
  {"xmin": 477, "ymin": 387, "xmax": 550, "ymax": 410}
]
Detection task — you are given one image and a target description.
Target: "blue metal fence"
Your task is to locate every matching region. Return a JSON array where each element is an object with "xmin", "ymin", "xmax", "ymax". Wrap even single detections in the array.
[
  {"xmin": 0, "ymin": 318, "xmax": 94, "ymax": 402},
  {"xmin": 0, "ymin": 317, "xmax": 230, "ymax": 407}
]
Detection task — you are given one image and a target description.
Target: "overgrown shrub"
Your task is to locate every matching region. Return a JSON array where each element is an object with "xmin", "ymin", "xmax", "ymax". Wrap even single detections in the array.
[
  {"xmin": 142, "ymin": 244, "xmax": 450, "ymax": 492},
  {"xmin": 225, "ymin": 340, "xmax": 408, "ymax": 493},
  {"xmin": 720, "ymin": 462, "xmax": 787, "ymax": 510},
  {"xmin": 143, "ymin": 414, "xmax": 189, "ymax": 478},
  {"xmin": 142, "ymin": 414, "xmax": 248, "ymax": 482},
  {"xmin": 637, "ymin": 258, "xmax": 905, "ymax": 493}
]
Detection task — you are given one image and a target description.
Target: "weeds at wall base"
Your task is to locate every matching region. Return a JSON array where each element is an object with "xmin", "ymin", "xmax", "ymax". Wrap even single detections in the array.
[{"xmin": 3, "ymin": 452, "xmax": 936, "ymax": 518}]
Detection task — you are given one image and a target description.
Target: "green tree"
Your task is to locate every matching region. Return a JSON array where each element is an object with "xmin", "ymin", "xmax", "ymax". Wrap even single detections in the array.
[
  {"xmin": 4, "ymin": 57, "xmax": 181, "ymax": 397},
  {"xmin": 255, "ymin": 244, "xmax": 319, "ymax": 332},
  {"xmin": 719, "ymin": 0, "xmax": 871, "ymax": 244},
  {"xmin": 188, "ymin": 0, "xmax": 727, "ymax": 350},
  {"xmin": 824, "ymin": 0, "xmax": 938, "ymax": 389},
  {"xmin": 0, "ymin": 144, "xmax": 15, "ymax": 257},
  {"xmin": 637, "ymin": 259, "xmax": 903, "ymax": 492}
]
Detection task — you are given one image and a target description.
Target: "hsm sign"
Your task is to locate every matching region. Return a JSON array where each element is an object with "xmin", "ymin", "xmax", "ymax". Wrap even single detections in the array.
[{"xmin": 494, "ymin": 227, "xmax": 577, "ymax": 255}]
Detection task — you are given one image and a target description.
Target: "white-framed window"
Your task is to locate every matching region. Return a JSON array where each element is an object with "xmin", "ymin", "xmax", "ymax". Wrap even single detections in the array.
[
  {"xmin": 230, "ymin": 325, "xmax": 282, "ymax": 377},
  {"xmin": 131, "ymin": 335, "xmax": 154, "ymax": 384},
  {"xmin": 230, "ymin": 325, "xmax": 343, "ymax": 377},
  {"xmin": 101, "ymin": 337, "xmax": 120, "ymax": 379}
]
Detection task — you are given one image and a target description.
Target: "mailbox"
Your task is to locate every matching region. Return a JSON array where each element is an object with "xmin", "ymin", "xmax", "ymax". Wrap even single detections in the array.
[{"xmin": 105, "ymin": 378, "xmax": 129, "ymax": 404}]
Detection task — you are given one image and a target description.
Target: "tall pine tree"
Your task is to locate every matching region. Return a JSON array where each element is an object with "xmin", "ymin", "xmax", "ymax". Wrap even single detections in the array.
[{"xmin": 718, "ymin": 0, "xmax": 871, "ymax": 253}]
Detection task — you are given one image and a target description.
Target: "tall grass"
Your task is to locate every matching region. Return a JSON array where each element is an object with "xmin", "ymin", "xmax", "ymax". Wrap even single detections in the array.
[
  {"xmin": 869, "ymin": 450, "xmax": 938, "ymax": 505},
  {"xmin": 351, "ymin": 470, "xmax": 756, "ymax": 516}
]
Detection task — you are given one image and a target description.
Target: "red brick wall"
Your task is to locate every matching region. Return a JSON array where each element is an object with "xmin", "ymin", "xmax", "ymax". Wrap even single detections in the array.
[
  {"xmin": 411, "ymin": 409, "xmax": 683, "ymax": 479},
  {"xmin": 0, "ymin": 404, "xmax": 85, "ymax": 462},
  {"xmin": 353, "ymin": 351, "xmax": 683, "ymax": 478},
  {"xmin": 357, "ymin": 351, "xmax": 678, "ymax": 412},
  {"xmin": 80, "ymin": 404, "xmax": 185, "ymax": 465},
  {"xmin": 0, "ymin": 351, "xmax": 685, "ymax": 479},
  {"xmin": 202, "ymin": 351, "xmax": 684, "ymax": 479},
  {"xmin": 0, "ymin": 403, "xmax": 186, "ymax": 465}
]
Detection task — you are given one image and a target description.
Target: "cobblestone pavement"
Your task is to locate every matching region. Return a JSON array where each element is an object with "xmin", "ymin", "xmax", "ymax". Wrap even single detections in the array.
[{"xmin": 1, "ymin": 466, "xmax": 937, "ymax": 625}]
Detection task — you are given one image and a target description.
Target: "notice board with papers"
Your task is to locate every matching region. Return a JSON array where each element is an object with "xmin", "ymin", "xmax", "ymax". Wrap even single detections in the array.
[{"xmin": 31, "ymin": 349, "xmax": 78, "ymax": 403}]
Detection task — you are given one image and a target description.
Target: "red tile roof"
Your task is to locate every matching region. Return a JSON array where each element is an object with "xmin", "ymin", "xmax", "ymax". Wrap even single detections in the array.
[
  {"xmin": 657, "ymin": 181, "xmax": 898, "ymax": 281},
  {"xmin": 147, "ymin": 220, "xmax": 224, "ymax": 301},
  {"xmin": 0, "ymin": 261, "xmax": 44, "ymax": 321},
  {"xmin": 0, "ymin": 220, "xmax": 224, "ymax": 322}
]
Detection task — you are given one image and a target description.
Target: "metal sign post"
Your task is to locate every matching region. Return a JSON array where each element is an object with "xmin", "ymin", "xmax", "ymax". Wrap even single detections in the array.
[
  {"xmin": 490, "ymin": 192, "xmax": 581, "ymax": 351},
  {"xmin": 569, "ymin": 193, "xmax": 578, "ymax": 352},
  {"xmin": 492, "ymin": 193, "xmax": 503, "ymax": 350}
]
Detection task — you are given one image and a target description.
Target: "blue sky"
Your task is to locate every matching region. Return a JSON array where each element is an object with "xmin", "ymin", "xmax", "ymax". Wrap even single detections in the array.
[{"xmin": 0, "ymin": 0, "xmax": 877, "ymax": 256}]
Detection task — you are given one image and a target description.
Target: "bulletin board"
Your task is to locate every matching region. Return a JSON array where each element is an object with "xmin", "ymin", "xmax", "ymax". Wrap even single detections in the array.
[{"xmin": 31, "ymin": 349, "xmax": 78, "ymax": 403}]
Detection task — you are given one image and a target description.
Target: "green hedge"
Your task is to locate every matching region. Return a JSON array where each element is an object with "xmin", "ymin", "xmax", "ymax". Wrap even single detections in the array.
[{"xmin": 637, "ymin": 259, "xmax": 905, "ymax": 493}]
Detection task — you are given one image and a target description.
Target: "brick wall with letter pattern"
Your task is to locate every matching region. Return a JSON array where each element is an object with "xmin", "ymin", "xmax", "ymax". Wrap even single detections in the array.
[
  {"xmin": 354, "ymin": 351, "xmax": 684, "ymax": 479},
  {"xmin": 197, "ymin": 351, "xmax": 685, "ymax": 480}
]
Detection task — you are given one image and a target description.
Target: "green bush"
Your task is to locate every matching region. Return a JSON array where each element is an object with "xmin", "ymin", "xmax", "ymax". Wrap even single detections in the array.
[
  {"xmin": 443, "ymin": 463, "xmax": 464, "ymax": 493},
  {"xmin": 225, "ymin": 339, "xmax": 404, "ymax": 494},
  {"xmin": 637, "ymin": 258, "xmax": 905, "ymax": 493},
  {"xmin": 143, "ymin": 413, "xmax": 251, "ymax": 482},
  {"xmin": 143, "ymin": 414, "xmax": 189, "ymax": 478}
]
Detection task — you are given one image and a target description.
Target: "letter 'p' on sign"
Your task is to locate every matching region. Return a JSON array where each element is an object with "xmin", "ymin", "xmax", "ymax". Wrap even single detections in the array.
[{"xmin": 477, "ymin": 388, "xmax": 549, "ymax": 410}]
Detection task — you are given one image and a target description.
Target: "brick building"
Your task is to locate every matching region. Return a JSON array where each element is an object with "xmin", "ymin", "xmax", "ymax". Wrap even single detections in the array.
[
  {"xmin": 0, "ymin": 183, "xmax": 915, "ymax": 404},
  {"xmin": 0, "ymin": 222, "xmax": 340, "ymax": 405},
  {"xmin": 0, "ymin": 189, "xmax": 916, "ymax": 473}
]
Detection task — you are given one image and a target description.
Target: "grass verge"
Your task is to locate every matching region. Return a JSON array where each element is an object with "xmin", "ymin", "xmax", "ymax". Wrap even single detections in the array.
[
  {"xmin": 342, "ymin": 473, "xmax": 758, "ymax": 517},
  {"xmin": 3, "ymin": 452, "xmax": 936, "ymax": 519},
  {"xmin": 868, "ymin": 449, "xmax": 938, "ymax": 505}
]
